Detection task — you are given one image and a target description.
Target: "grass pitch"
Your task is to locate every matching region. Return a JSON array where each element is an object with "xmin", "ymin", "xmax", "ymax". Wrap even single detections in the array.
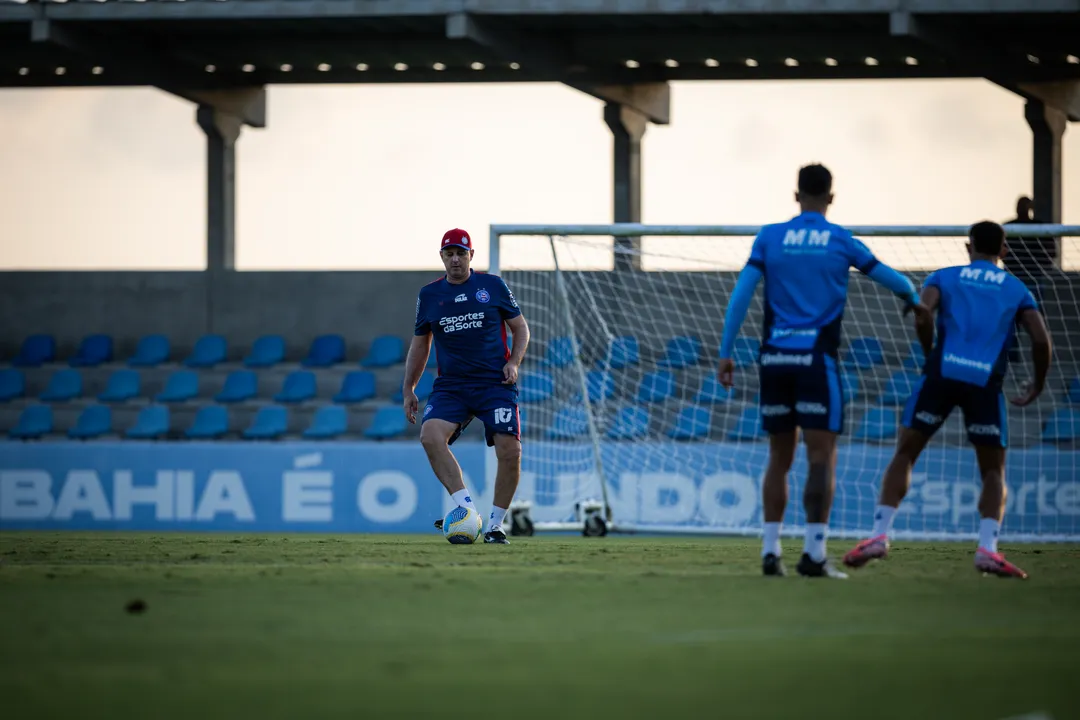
[{"xmin": 1, "ymin": 533, "xmax": 1079, "ymax": 720}]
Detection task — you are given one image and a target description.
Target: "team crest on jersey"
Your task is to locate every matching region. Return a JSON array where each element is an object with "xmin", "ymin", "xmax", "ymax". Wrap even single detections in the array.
[
  {"xmin": 475, "ymin": 289, "xmax": 491, "ymax": 304},
  {"xmin": 423, "ymin": 404, "xmax": 433, "ymax": 417}
]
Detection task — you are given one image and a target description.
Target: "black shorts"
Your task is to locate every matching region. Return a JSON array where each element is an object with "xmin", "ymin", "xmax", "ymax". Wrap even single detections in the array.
[
  {"xmin": 901, "ymin": 375, "xmax": 1007, "ymax": 447},
  {"xmin": 758, "ymin": 350, "xmax": 844, "ymax": 435}
]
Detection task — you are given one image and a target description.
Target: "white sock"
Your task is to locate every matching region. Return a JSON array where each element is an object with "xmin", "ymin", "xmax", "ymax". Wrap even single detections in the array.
[
  {"xmin": 978, "ymin": 518, "xmax": 1000, "ymax": 553},
  {"xmin": 805, "ymin": 523, "xmax": 827, "ymax": 562},
  {"xmin": 871, "ymin": 505, "xmax": 897, "ymax": 537},
  {"xmin": 762, "ymin": 522, "xmax": 782, "ymax": 557},
  {"xmin": 489, "ymin": 506, "xmax": 508, "ymax": 531},
  {"xmin": 451, "ymin": 489, "xmax": 476, "ymax": 511}
]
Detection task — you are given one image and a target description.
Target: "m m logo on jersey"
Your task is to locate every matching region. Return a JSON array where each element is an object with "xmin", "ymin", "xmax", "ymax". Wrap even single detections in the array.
[
  {"xmin": 782, "ymin": 229, "xmax": 830, "ymax": 247},
  {"xmin": 960, "ymin": 267, "xmax": 1007, "ymax": 284},
  {"xmin": 495, "ymin": 408, "xmax": 513, "ymax": 425}
]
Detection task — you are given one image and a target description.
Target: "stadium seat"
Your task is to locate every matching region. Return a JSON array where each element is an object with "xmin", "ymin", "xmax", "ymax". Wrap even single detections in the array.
[
  {"xmin": 9, "ymin": 404, "xmax": 54, "ymax": 439},
  {"xmin": 732, "ymin": 337, "xmax": 760, "ymax": 367},
  {"xmin": 574, "ymin": 371, "xmax": 614, "ymax": 404},
  {"xmin": 12, "ymin": 334, "xmax": 55, "ymax": 367},
  {"xmin": 126, "ymin": 405, "xmax": 170, "ymax": 439},
  {"xmin": 68, "ymin": 405, "xmax": 113, "ymax": 440},
  {"xmin": 1042, "ymin": 409, "xmax": 1080, "ymax": 443},
  {"xmin": 854, "ymin": 407, "xmax": 898, "ymax": 441},
  {"xmin": 668, "ymin": 404, "xmax": 712, "ymax": 440},
  {"xmin": 728, "ymin": 407, "xmax": 764, "ymax": 441},
  {"xmin": 156, "ymin": 370, "xmax": 200, "ymax": 403},
  {"xmin": 184, "ymin": 334, "xmax": 227, "ymax": 368},
  {"xmin": 244, "ymin": 335, "xmax": 285, "ymax": 368},
  {"xmin": 129, "ymin": 334, "xmax": 170, "ymax": 367},
  {"xmin": 303, "ymin": 405, "xmax": 349, "ymax": 439},
  {"xmin": 546, "ymin": 336, "xmax": 577, "ymax": 368},
  {"xmin": 393, "ymin": 372, "xmax": 435, "ymax": 403},
  {"xmin": 548, "ymin": 406, "xmax": 589, "ymax": 439},
  {"xmin": 243, "ymin": 405, "xmax": 289, "ymax": 440},
  {"xmin": 606, "ymin": 405, "xmax": 650, "ymax": 440},
  {"xmin": 69, "ymin": 334, "xmax": 113, "ymax": 367},
  {"xmin": 0, "ymin": 369, "xmax": 25, "ymax": 402},
  {"xmin": 186, "ymin": 405, "xmax": 230, "ymax": 440},
  {"xmin": 301, "ymin": 334, "xmax": 346, "ymax": 367},
  {"xmin": 903, "ymin": 341, "xmax": 926, "ymax": 371},
  {"xmin": 364, "ymin": 406, "xmax": 407, "ymax": 440},
  {"xmin": 637, "ymin": 370, "xmax": 675, "ymax": 403},
  {"xmin": 657, "ymin": 336, "xmax": 702, "ymax": 369},
  {"xmin": 360, "ymin": 335, "xmax": 405, "ymax": 368},
  {"xmin": 216, "ymin": 370, "xmax": 258, "ymax": 403},
  {"xmin": 39, "ymin": 369, "xmax": 82, "ymax": 402},
  {"xmin": 844, "ymin": 337, "xmax": 884, "ymax": 370},
  {"xmin": 596, "ymin": 336, "xmax": 639, "ymax": 370},
  {"xmin": 879, "ymin": 371, "xmax": 921, "ymax": 405},
  {"xmin": 519, "ymin": 372, "xmax": 555, "ymax": 404},
  {"xmin": 1066, "ymin": 376, "xmax": 1080, "ymax": 404},
  {"xmin": 694, "ymin": 375, "xmax": 733, "ymax": 404},
  {"xmin": 333, "ymin": 371, "xmax": 377, "ymax": 404},
  {"xmin": 98, "ymin": 370, "xmax": 141, "ymax": 403},
  {"xmin": 841, "ymin": 371, "xmax": 861, "ymax": 402},
  {"xmin": 275, "ymin": 371, "xmax": 317, "ymax": 403}
]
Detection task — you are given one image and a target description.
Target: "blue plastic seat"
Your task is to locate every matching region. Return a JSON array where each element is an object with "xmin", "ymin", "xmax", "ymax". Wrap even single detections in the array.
[
  {"xmin": 156, "ymin": 370, "xmax": 200, "ymax": 403},
  {"xmin": 361, "ymin": 335, "xmax": 405, "ymax": 368},
  {"xmin": 657, "ymin": 336, "xmax": 702, "ymax": 369},
  {"xmin": 548, "ymin": 406, "xmax": 589, "ymax": 439},
  {"xmin": 728, "ymin": 407, "xmax": 765, "ymax": 441},
  {"xmin": 40, "ymin": 369, "xmax": 83, "ymax": 402},
  {"xmin": 879, "ymin": 371, "xmax": 920, "ymax": 405},
  {"xmin": 12, "ymin": 335, "xmax": 55, "ymax": 367},
  {"xmin": 186, "ymin": 405, "xmax": 230, "ymax": 439},
  {"xmin": 519, "ymin": 372, "xmax": 555, "ymax": 404},
  {"xmin": 1043, "ymin": 409, "xmax": 1080, "ymax": 442},
  {"xmin": 304, "ymin": 405, "xmax": 349, "ymax": 439},
  {"xmin": 844, "ymin": 337, "xmax": 884, "ymax": 370},
  {"xmin": 606, "ymin": 406, "xmax": 650, "ymax": 440},
  {"xmin": 216, "ymin": 370, "xmax": 258, "ymax": 403},
  {"xmin": 596, "ymin": 335, "xmax": 639, "ymax": 370},
  {"xmin": 854, "ymin": 407, "xmax": 898, "ymax": 441},
  {"xmin": 126, "ymin": 405, "xmax": 170, "ymax": 439},
  {"xmin": 903, "ymin": 341, "xmax": 926, "ymax": 371},
  {"xmin": 732, "ymin": 337, "xmax": 760, "ymax": 368},
  {"xmin": 184, "ymin": 334, "xmax": 227, "ymax": 368},
  {"xmin": 574, "ymin": 371, "xmax": 614, "ymax": 404},
  {"xmin": 364, "ymin": 406, "xmax": 407, "ymax": 439},
  {"xmin": 334, "ymin": 371, "xmax": 376, "ymax": 404},
  {"xmin": 841, "ymin": 371, "xmax": 861, "ymax": 402},
  {"xmin": 1066, "ymin": 377, "xmax": 1080, "ymax": 404},
  {"xmin": 393, "ymin": 372, "xmax": 435, "ymax": 403},
  {"xmin": 98, "ymin": 370, "xmax": 141, "ymax": 403},
  {"xmin": 129, "ymin": 335, "xmax": 170, "ymax": 367},
  {"xmin": 69, "ymin": 334, "xmax": 113, "ymax": 367},
  {"xmin": 244, "ymin": 335, "xmax": 285, "ymax": 368},
  {"xmin": 9, "ymin": 405, "xmax": 54, "ymax": 439},
  {"xmin": 275, "ymin": 371, "xmax": 317, "ymax": 403},
  {"xmin": 243, "ymin": 405, "xmax": 289, "ymax": 440},
  {"xmin": 668, "ymin": 404, "xmax": 712, "ymax": 440},
  {"xmin": 68, "ymin": 405, "xmax": 113, "ymax": 439},
  {"xmin": 637, "ymin": 370, "xmax": 675, "ymax": 403},
  {"xmin": 546, "ymin": 336, "xmax": 577, "ymax": 368},
  {"xmin": 0, "ymin": 369, "xmax": 25, "ymax": 402},
  {"xmin": 302, "ymin": 334, "xmax": 346, "ymax": 367},
  {"xmin": 694, "ymin": 376, "xmax": 733, "ymax": 404}
]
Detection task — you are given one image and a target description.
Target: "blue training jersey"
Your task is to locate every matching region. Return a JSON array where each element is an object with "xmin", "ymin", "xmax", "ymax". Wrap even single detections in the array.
[
  {"xmin": 924, "ymin": 261, "xmax": 1038, "ymax": 388},
  {"xmin": 414, "ymin": 270, "xmax": 521, "ymax": 384},
  {"xmin": 746, "ymin": 211, "xmax": 881, "ymax": 355}
]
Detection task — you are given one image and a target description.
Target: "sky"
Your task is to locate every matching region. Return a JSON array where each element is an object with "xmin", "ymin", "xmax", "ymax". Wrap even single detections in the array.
[{"xmin": 0, "ymin": 78, "xmax": 1077, "ymax": 271}]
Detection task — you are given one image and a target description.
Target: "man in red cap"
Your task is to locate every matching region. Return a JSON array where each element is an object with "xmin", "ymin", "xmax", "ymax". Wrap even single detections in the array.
[{"xmin": 404, "ymin": 228, "xmax": 531, "ymax": 544}]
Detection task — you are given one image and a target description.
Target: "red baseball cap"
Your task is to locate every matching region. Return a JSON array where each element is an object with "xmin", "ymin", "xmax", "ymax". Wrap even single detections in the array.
[{"xmin": 441, "ymin": 228, "xmax": 473, "ymax": 252}]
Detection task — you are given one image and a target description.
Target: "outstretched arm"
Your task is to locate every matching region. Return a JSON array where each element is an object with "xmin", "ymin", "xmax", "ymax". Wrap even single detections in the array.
[
  {"xmin": 1012, "ymin": 309, "xmax": 1052, "ymax": 407},
  {"xmin": 717, "ymin": 264, "xmax": 763, "ymax": 388},
  {"xmin": 865, "ymin": 263, "xmax": 921, "ymax": 310},
  {"xmin": 913, "ymin": 286, "xmax": 940, "ymax": 360}
]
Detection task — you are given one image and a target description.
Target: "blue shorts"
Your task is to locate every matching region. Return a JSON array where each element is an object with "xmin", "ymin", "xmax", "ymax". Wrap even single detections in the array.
[
  {"xmin": 757, "ymin": 350, "xmax": 844, "ymax": 435},
  {"xmin": 422, "ymin": 381, "xmax": 521, "ymax": 447},
  {"xmin": 902, "ymin": 375, "xmax": 1007, "ymax": 447}
]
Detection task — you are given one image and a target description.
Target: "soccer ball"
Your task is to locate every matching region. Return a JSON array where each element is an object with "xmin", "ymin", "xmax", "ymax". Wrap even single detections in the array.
[{"xmin": 443, "ymin": 506, "xmax": 483, "ymax": 544}]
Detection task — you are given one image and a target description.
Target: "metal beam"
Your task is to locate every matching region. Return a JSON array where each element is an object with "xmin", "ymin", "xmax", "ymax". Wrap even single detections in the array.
[
  {"xmin": 605, "ymin": 103, "xmax": 647, "ymax": 272},
  {"xmin": 447, "ymin": 12, "xmax": 670, "ymax": 124},
  {"xmin": 1026, "ymin": 99, "xmax": 1067, "ymax": 225},
  {"xmin": 1019, "ymin": 81, "xmax": 1080, "ymax": 123},
  {"xmin": 197, "ymin": 105, "xmax": 241, "ymax": 273}
]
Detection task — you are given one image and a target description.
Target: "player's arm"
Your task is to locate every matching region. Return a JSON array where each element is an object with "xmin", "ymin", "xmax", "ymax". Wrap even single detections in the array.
[
  {"xmin": 1012, "ymin": 297, "xmax": 1052, "ymax": 407},
  {"xmin": 717, "ymin": 261, "xmax": 764, "ymax": 389},
  {"xmin": 503, "ymin": 315, "xmax": 530, "ymax": 384},
  {"xmin": 403, "ymin": 294, "xmax": 433, "ymax": 423},
  {"xmin": 913, "ymin": 285, "xmax": 940, "ymax": 360}
]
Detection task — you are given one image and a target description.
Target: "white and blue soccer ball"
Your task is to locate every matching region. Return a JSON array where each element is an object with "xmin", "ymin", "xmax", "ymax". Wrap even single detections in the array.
[{"xmin": 443, "ymin": 506, "xmax": 483, "ymax": 544}]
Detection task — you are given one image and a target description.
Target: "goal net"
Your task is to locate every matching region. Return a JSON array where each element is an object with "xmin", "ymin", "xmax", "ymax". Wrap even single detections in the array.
[{"xmin": 492, "ymin": 224, "xmax": 1080, "ymax": 542}]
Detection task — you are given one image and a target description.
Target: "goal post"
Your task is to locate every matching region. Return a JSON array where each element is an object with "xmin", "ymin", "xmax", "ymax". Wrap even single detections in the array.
[{"xmin": 489, "ymin": 223, "xmax": 1080, "ymax": 542}]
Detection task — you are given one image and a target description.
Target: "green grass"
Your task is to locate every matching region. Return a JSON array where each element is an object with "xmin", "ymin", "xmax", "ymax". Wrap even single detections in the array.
[{"xmin": 2, "ymin": 533, "xmax": 1079, "ymax": 720}]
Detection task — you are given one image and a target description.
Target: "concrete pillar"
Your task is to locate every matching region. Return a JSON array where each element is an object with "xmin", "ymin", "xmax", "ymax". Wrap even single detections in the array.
[
  {"xmin": 197, "ymin": 105, "xmax": 242, "ymax": 272},
  {"xmin": 604, "ymin": 102, "xmax": 647, "ymax": 272},
  {"xmin": 1025, "ymin": 99, "xmax": 1066, "ymax": 226}
]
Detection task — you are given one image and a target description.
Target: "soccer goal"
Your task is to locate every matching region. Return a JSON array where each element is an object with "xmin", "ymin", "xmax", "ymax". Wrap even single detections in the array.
[{"xmin": 490, "ymin": 223, "xmax": 1080, "ymax": 542}]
